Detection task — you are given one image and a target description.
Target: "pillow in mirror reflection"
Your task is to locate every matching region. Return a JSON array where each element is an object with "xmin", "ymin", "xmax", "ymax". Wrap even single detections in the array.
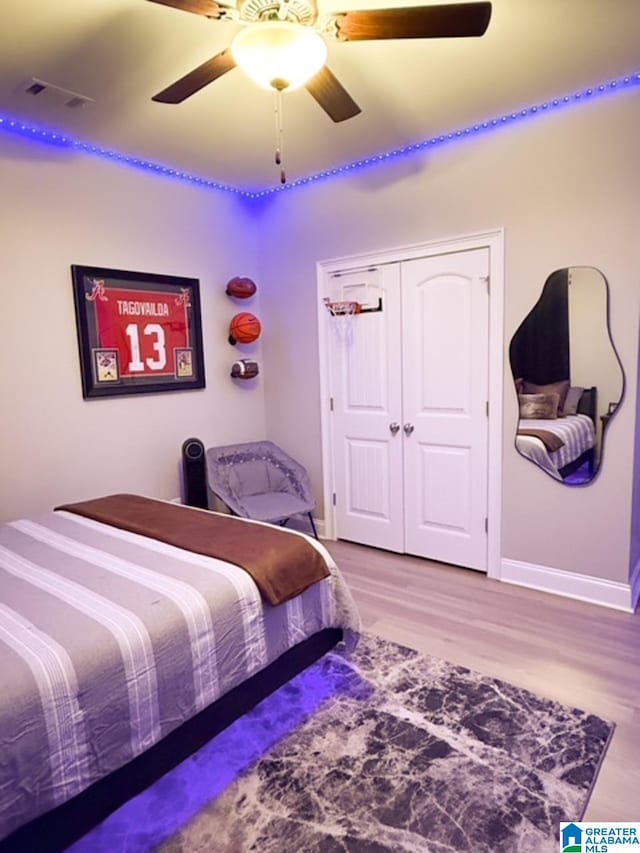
[
  {"xmin": 522, "ymin": 379, "xmax": 570, "ymax": 412},
  {"xmin": 518, "ymin": 393, "xmax": 560, "ymax": 419},
  {"xmin": 231, "ymin": 359, "xmax": 259, "ymax": 380},
  {"xmin": 563, "ymin": 386, "xmax": 584, "ymax": 416}
]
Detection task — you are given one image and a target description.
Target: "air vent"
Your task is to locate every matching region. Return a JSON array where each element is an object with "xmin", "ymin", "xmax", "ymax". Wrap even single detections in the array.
[
  {"xmin": 25, "ymin": 82, "xmax": 46, "ymax": 96},
  {"xmin": 18, "ymin": 78, "xmax": 93, "ymax": 110}
]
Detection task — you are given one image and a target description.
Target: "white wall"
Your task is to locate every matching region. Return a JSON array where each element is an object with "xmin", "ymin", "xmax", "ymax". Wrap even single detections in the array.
[
  {"xmin": 257, "ymin": 92, "xmax": 640, "ymax": 585},
  {"xmin": 2, "ymin": 91, "xmax": 638, "ymax": 588},
  {"xmin": 0, "ymin": 136, "xmax": 264, "ymax": 521},
  {"xmin": 568, "ymin": 266, "xmax": 623, "ymax": 448},
  {"xmin": 631, "ymin": 342, "xmax": 640, "ymax": 583}
]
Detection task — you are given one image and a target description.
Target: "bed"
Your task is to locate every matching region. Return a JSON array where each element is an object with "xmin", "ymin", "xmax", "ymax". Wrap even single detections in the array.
[
  {"xmin": 515, "ymin": 387, "xmax": 598, "ymax": 481},
  {"xmin": 0, "ymin": 495, "xmax": 360, "ymax": 852}
]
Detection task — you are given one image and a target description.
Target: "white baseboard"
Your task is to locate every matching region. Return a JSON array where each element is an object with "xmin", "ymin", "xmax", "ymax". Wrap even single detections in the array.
[
  {"xmin": 630, "ymin": 557, "xmax": 640, "ymax": 611},
  {"xmin": 501, "ymin": 558, "xmax": 637, "ymax": 613}
]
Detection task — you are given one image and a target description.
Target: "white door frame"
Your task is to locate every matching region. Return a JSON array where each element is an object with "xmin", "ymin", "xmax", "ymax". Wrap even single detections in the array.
[{"xmin": 317, "ymin": 228, "xmax": 504, "ymax": 580}]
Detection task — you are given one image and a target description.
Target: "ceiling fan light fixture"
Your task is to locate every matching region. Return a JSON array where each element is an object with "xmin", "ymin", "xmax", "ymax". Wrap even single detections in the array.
[{"xmin": 231, "ymin": 21, "xmax": 327, "ymax": 91}]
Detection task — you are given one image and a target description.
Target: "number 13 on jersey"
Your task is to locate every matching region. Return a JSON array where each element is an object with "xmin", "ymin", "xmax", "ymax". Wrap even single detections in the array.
[{"xmin": 125, "ymin": 323, "xmax": 167, "ymax": 372}]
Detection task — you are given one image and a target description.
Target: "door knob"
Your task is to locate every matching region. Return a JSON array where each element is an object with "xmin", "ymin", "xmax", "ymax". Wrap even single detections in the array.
[
  {"xmin": 403, "ymin": 423, "xmax": 414, "ymax": 436},
  {"xmin": 389, "ymin": 422, "xmax": 400, "ymax": 435}
]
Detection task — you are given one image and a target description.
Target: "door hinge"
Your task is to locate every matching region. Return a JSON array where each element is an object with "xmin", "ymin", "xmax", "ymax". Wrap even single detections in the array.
[
  {"xmin": 486, "ymin": 400, "xmax": 489, "ymax": 417},
  {"xmin": 330, "ymin": 397, "xmax": 334, "ymax": 412},
  {"xmin": 481, "ymin": 274, "xmax": 490, "ymax": 294},
  {"xmin": 484, "ymin": 517, "xmax": 488, "ymax": 533},
  {"xmin": 332, "ymin": 492, "xmax": 336, "ymax": 506}
]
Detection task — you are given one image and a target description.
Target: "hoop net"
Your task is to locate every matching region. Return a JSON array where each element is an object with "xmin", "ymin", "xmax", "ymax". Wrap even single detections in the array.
[{"xmin": 324, "ymin": 299, "xmax": 361, "ymax": 344}]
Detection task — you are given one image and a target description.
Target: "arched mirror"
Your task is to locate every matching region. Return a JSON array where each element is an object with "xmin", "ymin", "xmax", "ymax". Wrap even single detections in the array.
[{"xmin": 509, "ymin": 267, "xmax": 624, "ymax": 485}]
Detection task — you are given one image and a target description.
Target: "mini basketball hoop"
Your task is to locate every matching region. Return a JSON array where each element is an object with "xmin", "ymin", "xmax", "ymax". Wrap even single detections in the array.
[{"xmin": 324, "ymin": 298, "xmax": 361, "ymax": 343}]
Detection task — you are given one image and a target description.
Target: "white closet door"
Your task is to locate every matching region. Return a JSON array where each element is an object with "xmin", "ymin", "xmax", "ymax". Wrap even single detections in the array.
[
  {"xmin": 401, "ymin": 249, "xmax": 490, "ymax": 571},
  {"xmin": 330, "ymin": 265, "xmax": 404, "ymax": 551}
]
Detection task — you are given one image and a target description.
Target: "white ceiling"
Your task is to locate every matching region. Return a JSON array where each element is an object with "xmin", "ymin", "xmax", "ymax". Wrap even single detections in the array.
[{"xmin": 0, "ymin": 0, "xmax": 639, "ymax": 191}]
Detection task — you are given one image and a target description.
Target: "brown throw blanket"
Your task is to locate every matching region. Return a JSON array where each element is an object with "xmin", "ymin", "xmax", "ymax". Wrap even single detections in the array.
[
  {"xmin": 517, "ymin": 428, "xmax": 565, "ymax": 452},
  {"xmin": 56, "ymin": 494, "xmax": 329, "ymax": 606}
]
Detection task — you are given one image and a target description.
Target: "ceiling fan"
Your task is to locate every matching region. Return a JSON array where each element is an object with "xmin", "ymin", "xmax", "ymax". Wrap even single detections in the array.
[{"xmin": 149, "ymin": 0, "xmax": 492, "ymax": 123}]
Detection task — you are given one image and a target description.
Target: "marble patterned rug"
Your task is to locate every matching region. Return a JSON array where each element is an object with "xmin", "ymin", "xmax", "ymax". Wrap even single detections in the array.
[{"xmin": 73, "ymin": 633, "xmax": 614, "ymax": 853}]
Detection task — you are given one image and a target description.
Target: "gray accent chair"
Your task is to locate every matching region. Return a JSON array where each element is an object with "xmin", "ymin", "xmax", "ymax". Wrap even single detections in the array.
[{"xmin": 205, "ymin": 440, "xmax": 318, "ymax": 539}]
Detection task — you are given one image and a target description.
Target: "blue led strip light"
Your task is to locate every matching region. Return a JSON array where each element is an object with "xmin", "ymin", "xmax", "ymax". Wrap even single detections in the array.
[
  {"xmin": 250, "ymin": 71, "xmax": 640, "ymax": 198},
  {"xmin": 1, "ymin": 71, "xmax": 638, "ymax": 200},
  {"xmin": 0, "ymin": 117, "xmax": 74, "ymax": 148},
  {"xmin": 71, "ymin": 139, "xmax": 242, "ymax": 194},
  {"xmin": 0, "ymin": 116, "xmax": 242, "ymax": 195}
]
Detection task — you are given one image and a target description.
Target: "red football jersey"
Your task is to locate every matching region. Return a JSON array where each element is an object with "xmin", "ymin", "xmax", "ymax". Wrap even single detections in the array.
[{"xmin": 93, "ymin": 287, "xmax": 190, "ymax": 377}]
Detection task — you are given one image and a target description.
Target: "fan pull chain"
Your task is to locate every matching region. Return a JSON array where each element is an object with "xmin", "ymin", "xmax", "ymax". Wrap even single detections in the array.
[{"xmin": 274, "ymin": 88, "xmax": 286, "ymax": 185}]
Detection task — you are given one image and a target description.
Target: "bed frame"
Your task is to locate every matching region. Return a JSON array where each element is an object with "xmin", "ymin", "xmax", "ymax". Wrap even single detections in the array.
[
  {"xmin": 0, "ymin": 627, "xmax": 343, "ymax": 853},
  {"xmin": 559, "ymin": 385, "xmax": 598, "ymax": 479}
]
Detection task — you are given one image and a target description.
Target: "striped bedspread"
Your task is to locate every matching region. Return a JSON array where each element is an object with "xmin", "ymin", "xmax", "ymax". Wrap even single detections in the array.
[
  {"xmin": 0, "ymin": 507, "xmax": 360, "ymax": 843},
  {"xmin": 515, "ymin": 413, "xmax": 595, "ymax": 479}
]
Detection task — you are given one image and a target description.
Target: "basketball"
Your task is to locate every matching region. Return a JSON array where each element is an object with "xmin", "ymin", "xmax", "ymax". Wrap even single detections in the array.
[
  {"xmin": 229, "ymin": 312, "xmax": 261, "ymax": 345},
  {"xmin": 226, "ymin": 276, "xmax": 257, "ymax": 299}
]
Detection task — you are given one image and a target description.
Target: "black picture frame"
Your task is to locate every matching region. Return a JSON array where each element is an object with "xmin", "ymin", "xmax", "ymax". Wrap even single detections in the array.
[{"xmin": 71, "ymin": 265, "xmax": 206, "ymax": 399}]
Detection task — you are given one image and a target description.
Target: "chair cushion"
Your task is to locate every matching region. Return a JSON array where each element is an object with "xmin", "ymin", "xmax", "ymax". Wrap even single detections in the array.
[
  {"xmin": 228, "ymin": 460, "xmax": 292, "ymax": 499},
  {"xmin": 238, "ymin": 492, "xmax": 313, "ymax": 523},
  {"xmin": 228, "ymin": 461, "xmax": 267, "ymax": 497}
]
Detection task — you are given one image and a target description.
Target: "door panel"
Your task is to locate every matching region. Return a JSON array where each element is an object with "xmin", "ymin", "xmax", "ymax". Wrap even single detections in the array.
[
  {"xmin": 402, "ymin": 249, "xmax": 489, "ymax": 570},
  {"xmin": 330, "ymin": 265, "xmax": 404, "ymax": 551},
  {"xmin": 419, "ymin": 444, "xmax": 471, "ymax": 532},
  {"xmin": 345, "ymin": 439, "xmax": 392, "ymax": 517},
  {"xmin": 419, "ymin": 278, "xmax": 473, "ymax": 412},
  {"xmin": 345, "ymin": 313, "xmax": 388, "ymax": 410}
]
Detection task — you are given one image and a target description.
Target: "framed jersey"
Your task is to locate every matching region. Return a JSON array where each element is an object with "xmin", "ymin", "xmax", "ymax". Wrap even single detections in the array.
[{"xmin": 71, "ymin": 265, "xmax": 206, "ymax": 399}]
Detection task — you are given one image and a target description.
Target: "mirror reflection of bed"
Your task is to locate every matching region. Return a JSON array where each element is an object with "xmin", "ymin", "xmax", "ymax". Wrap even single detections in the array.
[{"xmin": 509, "ymin": 267, "xmax": 623, "ymax": 485}]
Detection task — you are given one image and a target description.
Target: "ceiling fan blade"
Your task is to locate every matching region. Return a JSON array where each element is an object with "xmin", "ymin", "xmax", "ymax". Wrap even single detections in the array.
[
  {"xmin": 147, "ymin": 0, "xmax": 223, "ymax": 18},
  {"xmin": 305, "ymin": 67, "xmax": 361, "ymax": 123},
  {"xmin": 333, "ymin": 2, "xmax": 492, "ymax": 41},
  {"xmin": 152, "ymin": 49, "xmax": 236, "ymax": 103}
]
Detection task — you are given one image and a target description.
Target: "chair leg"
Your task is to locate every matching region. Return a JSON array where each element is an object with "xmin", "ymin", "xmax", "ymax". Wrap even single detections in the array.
[{"xmin": 308, "ymin": 513, "xmax": 319, "ymax": 540}]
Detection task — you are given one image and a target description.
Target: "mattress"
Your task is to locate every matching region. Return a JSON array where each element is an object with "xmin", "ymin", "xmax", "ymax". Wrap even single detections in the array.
[
  {"xmin": 515, "ymin": 413, "xmax": 595, "ymax": 480},
  {"xmin": 0, "ymin": 507, "xmax": 360, "ymax": 843}
]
